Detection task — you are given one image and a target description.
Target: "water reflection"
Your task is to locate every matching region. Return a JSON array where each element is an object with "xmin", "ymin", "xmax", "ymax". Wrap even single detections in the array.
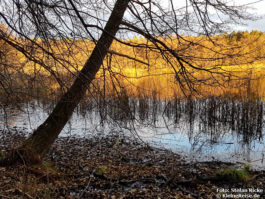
[{"xmin": 0, "ymin": 97, "xmax": 264, "ymax": 169}]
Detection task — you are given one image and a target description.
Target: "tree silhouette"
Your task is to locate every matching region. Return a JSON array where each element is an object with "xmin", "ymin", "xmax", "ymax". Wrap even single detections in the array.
[{"xmin": 0, "ymin": 0, "xmax": 257, "ymax": 165}]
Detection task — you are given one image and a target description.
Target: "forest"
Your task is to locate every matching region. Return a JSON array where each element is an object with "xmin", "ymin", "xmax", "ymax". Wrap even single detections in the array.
[
  {"xmin": 0, "ymin": 0, "xmax": 265, "ymax": 198},
  {"xmin": 1, "ymin": 29, "xmax": 265, "ymax": 103}
]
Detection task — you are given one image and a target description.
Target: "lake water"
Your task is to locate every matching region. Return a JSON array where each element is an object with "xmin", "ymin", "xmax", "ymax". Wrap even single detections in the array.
[{"xmin": 0, "ymin": 100, "xmax": 264, "ymax": 170}]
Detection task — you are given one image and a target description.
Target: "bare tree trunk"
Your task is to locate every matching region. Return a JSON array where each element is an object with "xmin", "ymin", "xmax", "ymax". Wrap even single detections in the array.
[{"xmin": 1, "ymin": 0, "xmax": 130, "ymax": 165}]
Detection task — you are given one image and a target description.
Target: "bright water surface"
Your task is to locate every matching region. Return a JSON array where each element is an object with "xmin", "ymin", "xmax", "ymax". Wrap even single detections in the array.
[{"xmin": 1, "ymin": 101, "xmax": 264, "ymax": 170}]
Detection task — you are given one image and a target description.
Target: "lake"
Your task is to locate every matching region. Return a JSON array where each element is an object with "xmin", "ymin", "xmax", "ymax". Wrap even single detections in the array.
[{"xmin": 1, "ymin": 98, "xmax": 264, "ymax": 170}]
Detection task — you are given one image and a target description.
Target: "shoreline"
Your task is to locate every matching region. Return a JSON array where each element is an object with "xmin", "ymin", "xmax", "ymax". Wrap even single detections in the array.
[{"xmin": 0, "ymin": 130, "xmax": 265, "ymax": 198}]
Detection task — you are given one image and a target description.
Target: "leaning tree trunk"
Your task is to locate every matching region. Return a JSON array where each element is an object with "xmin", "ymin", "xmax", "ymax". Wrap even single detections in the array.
[{"xmin": 1, "ymin": 0, "xmax": 130, "ymax": 165}]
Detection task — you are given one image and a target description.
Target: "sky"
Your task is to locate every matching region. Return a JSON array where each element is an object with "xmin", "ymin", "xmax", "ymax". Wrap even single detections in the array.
[
  {"xmin": 161, "ymin": 0, "xmax": 265, "ymax": 32},
  {"xmin": 230, "ymin": 0, "xmax": 265, "ymax": 32},
  {"xmin": 158, "ymin": 0, "xmax": 265, "ymax": 33}
]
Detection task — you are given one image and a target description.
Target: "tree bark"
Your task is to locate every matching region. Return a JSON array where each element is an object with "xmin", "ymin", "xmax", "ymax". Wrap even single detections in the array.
[{"xmin": 2, "ymin": 0, "xmax": 130, "ymax": 165}]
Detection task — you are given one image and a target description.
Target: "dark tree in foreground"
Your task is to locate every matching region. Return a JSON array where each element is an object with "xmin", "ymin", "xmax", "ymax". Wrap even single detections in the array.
[{"xmin": 0, "ymin": 0, "xmax": 259, "ymax": 165}]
